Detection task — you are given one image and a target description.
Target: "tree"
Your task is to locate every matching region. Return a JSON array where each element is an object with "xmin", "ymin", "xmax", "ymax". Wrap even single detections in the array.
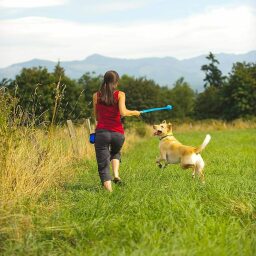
[
  {"xmin": 194, "ymin": 86, "xmax": 223, "ymax": 119},
  {"xmin": 51, "ymin": 64, "xmax": 87, "ymax": 123},
  {"xmin": 222, "ymin": 62, "xmax": 256, "ymax": 119},
  {"xmin": 119, "ymin": 75, "xmax": 163, "ymax": 123},
  {"xmin": 194, "ymin": 53, "xmax": 226, "ymax": 119},
  {"xmin": 78, "ymin": 72, "xmax": 102, "ymax": 118},
  {"xmin": 169, "ymin": 77, "xmax": 195, "ymax": 119},
  {"xmin": 9, "ymin": 67, "xmax": 56, "ymax": 124},
  {"xmin": 53, "ymin": 60, "xmax": 65, "ymax": 80},
  {"xmin": 0, "ymin": 78, "xmax": 12, "ymax": 88},
  {"xmin": 6, "ymin": 65, "xmax": 88, "ymax": 125},
  {"xmin": 201, "ymin": 52, "xmax": 226, "ymax": 88}
]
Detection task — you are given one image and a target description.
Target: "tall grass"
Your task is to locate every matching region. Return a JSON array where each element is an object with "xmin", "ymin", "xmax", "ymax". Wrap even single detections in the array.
[
  {"xmin": 0, "ymin": 89, "xmax": 146, "ymax": 249},
  {"xmin": 1, "ymin": 91, "xmax": 72, "ymax": 206},
  {"xmin": 171, "ymin": 118, "xmax": 256, "ymax": 132}
]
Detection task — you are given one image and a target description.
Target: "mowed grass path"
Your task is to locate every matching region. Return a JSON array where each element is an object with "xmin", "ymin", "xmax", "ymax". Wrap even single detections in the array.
[{"xmin": 5, "ymin": 129, "xmax": 256, "ymax": 255}]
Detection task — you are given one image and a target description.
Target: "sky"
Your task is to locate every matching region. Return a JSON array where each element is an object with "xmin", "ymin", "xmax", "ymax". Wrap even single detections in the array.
[{"xmin": 0, "ymin": 0, "xmax": 255, "ymax": 68}]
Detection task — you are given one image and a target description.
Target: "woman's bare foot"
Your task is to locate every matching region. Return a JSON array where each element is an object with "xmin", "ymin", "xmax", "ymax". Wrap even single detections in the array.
[{"xmin": 103, "ymin": 180, "xmax": 112, "ymax": 192}]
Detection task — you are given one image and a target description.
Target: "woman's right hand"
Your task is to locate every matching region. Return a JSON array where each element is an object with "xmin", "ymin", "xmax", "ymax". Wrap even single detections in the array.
[{"xmin": 134, "ymin": 111, "xmax": 141, "ymax": 116}]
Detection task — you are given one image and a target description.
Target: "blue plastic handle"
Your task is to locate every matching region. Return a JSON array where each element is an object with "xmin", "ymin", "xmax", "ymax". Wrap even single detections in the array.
[
  {"xmin": 89, "ymin": 133, "xmax": 96, "ymax": 144},
  {"xmin": 140, "ymin": 105, "xmax": 173, "ymax": 114}
]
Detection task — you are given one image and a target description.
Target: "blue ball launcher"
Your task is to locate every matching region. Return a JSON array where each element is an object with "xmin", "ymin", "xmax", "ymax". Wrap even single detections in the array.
[{"xmin": 140, "ymin": 105, "xmax": 173, "ymax": 114}]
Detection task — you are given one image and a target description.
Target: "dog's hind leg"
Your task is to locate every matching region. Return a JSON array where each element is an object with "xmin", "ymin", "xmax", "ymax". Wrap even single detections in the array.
[
  {"xmin": 199, "ymin": 170, "xmax": 205, "ymax": 183},
  {"xmin": 196, "ymin": 167, "xmax": 205, "ymax": 183},
  {"xmin": 181, "ymin": 163, "xmax": 196, "ymax": 178},
  {"xmin": 195, "ymin": 155, "xmax": 205, "ymax": 183},
  {"xmin": 192, "ymin": 166, "xmax": 196, "ymax": 179}
]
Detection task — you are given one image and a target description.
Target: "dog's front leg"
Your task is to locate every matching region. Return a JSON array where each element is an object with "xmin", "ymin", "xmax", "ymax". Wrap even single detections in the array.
[
  {"xmin": 156, "ymin": 157, "xmax": 163, "ymax": 168},
  {"xmin": 156, "ymin": 152, "xmax": 168, "ymax": 169}
]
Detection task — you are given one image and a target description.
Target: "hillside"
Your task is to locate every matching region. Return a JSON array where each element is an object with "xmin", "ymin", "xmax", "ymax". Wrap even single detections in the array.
[{"xmin": 0, "ymin": 51, "xmax": 255, "ymax": 91}]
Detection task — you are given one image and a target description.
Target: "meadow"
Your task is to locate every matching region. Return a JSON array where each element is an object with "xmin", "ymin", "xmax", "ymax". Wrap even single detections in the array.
[{"xmin": 1, "ymin": 123, "xmax": 255, "ymax": 256}]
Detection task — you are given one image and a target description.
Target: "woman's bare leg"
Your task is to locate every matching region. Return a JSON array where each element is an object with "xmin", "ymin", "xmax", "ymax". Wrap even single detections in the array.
[
  {"xmin": 103, "ymin": 180, "xmax": 112, "ymax": 192},
  {"xmin": 112, "ymin": 159, "xmax": 120, "ymax": 179}
]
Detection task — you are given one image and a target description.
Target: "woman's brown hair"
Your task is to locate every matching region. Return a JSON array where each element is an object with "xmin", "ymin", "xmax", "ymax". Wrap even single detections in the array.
[{"xmin": 99, "ymin": 70, "xmax": 119, "ymax": 105}]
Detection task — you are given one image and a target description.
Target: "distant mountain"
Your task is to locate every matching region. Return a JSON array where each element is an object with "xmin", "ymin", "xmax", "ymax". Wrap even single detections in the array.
[{"xmin": 0, "ymin": 51, "xmax": 255, "ymax": 91}]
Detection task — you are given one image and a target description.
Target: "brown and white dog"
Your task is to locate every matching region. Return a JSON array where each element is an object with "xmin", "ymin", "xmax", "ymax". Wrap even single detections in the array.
[{"xmin": 153, "ymin": 121, "xmax": 211, "ymax": 183}]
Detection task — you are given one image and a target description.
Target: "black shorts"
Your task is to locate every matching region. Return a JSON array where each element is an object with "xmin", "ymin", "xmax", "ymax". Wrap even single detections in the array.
[{"xmin": 94, "ymin": 129, "xmax": 125, "ymax": 184}]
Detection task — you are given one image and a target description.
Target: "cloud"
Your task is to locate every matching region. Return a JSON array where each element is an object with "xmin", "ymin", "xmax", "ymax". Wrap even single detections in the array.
[
  {"xmin": 68, "ymin": 0, "xmax": 158, "ymax": 14},
  {"xmin": 0, "ymin": 5, "xmax": 255, "ymax": 67},
  {"xmin": 84, "ymin": 0, "xmax": 155, "ymax": 13},
  {"xmin": 0, "ymin": 0, "xmax": 68, "ymax": 9}
]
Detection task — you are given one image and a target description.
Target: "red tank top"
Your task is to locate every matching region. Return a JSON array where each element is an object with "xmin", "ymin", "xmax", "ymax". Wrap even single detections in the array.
[{"xmin": 96, "ymin": 90, "xmax": 124, "ymax": 134}]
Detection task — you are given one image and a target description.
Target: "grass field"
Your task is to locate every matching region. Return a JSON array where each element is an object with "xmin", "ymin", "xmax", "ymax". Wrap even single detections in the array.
[{"xmin": 1, "ymin": 129, "xmax": 256, "ymax": 255}]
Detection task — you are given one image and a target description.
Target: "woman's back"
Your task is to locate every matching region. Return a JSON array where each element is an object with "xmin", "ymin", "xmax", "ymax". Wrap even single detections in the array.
[{"xmin": 96, "ymin": 90, "xmax": 124, "ymax": 134}]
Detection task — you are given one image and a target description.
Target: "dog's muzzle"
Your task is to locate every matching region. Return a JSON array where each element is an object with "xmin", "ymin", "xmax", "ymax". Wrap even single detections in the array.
[{"xmin": 154, "ymin": 130, "xmax": 162, "ymax": 136}]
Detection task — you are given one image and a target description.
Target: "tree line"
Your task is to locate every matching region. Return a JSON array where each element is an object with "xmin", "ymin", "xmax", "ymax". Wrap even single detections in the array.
[{"xmin": 0, "ymin": 53, "xmax": 255, "ymax": 125}]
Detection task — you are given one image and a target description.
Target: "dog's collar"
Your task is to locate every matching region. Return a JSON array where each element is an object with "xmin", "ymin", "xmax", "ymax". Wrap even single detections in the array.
[{"xmin": 159, "ymin": 134, "xmax": 173, "ymax": 141}]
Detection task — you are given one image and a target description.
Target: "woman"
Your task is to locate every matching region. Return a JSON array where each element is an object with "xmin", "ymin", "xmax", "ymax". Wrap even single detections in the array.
[{"xmin": 93, "ymin": 70, "xmax": 140, "ymax": 192}]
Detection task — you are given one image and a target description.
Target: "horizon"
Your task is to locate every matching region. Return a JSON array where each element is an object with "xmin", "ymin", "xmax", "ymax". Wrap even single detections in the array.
[{"xmin": 2, "ymin": 50, "xmax": 256, "ymax": 69}]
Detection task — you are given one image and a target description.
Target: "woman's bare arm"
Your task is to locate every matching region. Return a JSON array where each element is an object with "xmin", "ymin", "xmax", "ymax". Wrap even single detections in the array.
[
  {"xmin": 118, "ymin": 91, "xmax": 140, "ymax": 117},
  {"xmin": 93, "ymin": 93, "xmax": 98, "ymax": 122}
]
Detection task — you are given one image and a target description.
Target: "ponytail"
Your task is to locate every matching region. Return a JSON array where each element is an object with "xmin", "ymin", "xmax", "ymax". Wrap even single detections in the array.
[{"xmin": 99, "ymin": 70, "xmax": 119, "ymax": 105}]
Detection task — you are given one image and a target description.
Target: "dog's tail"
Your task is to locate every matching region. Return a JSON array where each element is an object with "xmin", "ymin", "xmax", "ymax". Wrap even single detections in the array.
[{"xmin": 195, "ymin": 134, "xmax": 211, "ymax": 154}]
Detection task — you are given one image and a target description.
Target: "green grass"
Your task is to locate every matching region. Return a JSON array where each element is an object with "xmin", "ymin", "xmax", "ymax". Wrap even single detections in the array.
[{"xmin": 2, "ymin": 129, "xmax": 256, "ymax": 255}]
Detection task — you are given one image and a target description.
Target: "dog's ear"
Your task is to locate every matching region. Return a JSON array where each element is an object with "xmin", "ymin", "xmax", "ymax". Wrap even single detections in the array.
[
  {"xmin": 162, "ymin": 120, "xmax": 166, "ymax": 124},
  {"xmin": 167, "ymin": 122, "xmax": 172, "ymax": 132}
]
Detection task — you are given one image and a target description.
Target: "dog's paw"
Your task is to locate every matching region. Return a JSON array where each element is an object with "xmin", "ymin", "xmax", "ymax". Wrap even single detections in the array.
[
  {"xmin": 158, "ymin": 163, "xmax": 167, "ymax": 169},
  {"xmin": 158, "ymin": 163, "xmax": 163, "ymax": 168}
]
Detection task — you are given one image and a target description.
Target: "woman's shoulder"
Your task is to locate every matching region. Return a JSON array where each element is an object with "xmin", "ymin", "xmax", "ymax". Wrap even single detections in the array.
[
  {"xmin": 117, "ymin": 90, "xmax": 125, "ymax": 96},
  {"xmin": 116, "ymin": 90, "xmax": 125, "ymax": 100}
]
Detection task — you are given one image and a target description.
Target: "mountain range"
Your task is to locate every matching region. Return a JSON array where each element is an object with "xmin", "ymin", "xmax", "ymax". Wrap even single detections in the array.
[{"xmin": 1, "ymin": 51, "xmax": 255, "ymax": 91}]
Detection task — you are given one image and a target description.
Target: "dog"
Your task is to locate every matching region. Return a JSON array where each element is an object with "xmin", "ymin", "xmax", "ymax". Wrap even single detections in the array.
[{"xmin": 153, "ymin": 120, "xmax": 211, "ymax": 183}]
